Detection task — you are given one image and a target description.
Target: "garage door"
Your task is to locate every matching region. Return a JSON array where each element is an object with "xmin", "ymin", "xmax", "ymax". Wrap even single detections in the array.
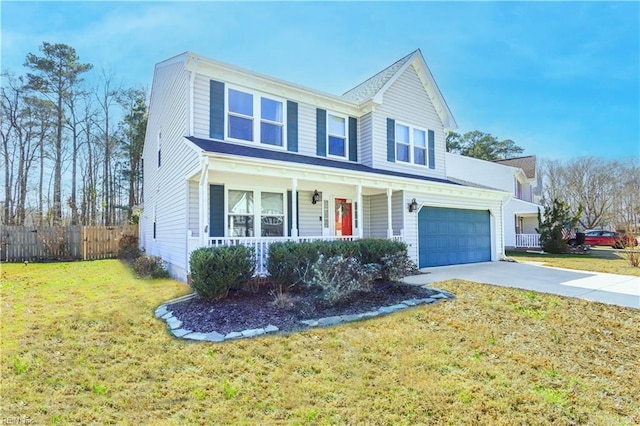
[{"xmin": 418, "ymin": 206, "xmax": 491, "ymax": 267}]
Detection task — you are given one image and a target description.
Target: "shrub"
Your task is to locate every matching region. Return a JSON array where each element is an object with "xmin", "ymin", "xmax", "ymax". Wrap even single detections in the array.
[
  {"xmin": 117, "ymin": 234, "xmax": 140, "ymax": 260},
  {"xmin": 189, "ymin": 245, "xmax": 256, "ymax": 300},
  {"xmin": 357, "ymin": 239, "xmax": 406, "ymax": 265},
  {"xmin": 307, "ymin": 255, "xmax": 378, "ymax": 303},
  {"xmin": 536, "ymin": 199, "xmax": 582, "ymax": 254},
  {"xmin": 379, "ymin": 252, "xmax": 419, "ymax": 281},
  {"xmin": 133, "ymin": 255, "xmax": 169, "ymax": 279}
]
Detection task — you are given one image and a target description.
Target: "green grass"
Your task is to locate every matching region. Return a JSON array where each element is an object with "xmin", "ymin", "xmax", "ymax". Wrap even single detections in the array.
[
  {"xmin": 2, "ymin": 260, "xmax": 639, "ymax": 424},
  {"xmin": 507, "ymin": 248, "xmax": 640, "ymax": 276}
]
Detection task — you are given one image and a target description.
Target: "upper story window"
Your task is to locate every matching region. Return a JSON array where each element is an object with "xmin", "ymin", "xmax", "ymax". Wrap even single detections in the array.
[
  {"xmin": 328, "ymin": 114, "xmax": 346, "ymax": 157},
  {"xmin": 260, "ymin": 98, "xmax": 283, "ymax": 146},
  {"xmin": 395, "ymin": 122, "xmax": 428, "ymax": 166},
  {"xmin": 228, "ymin": 89, "xmax": 254, "ymax": 141},
  {"xmin": 227, "ymin": 88, "xmax": 284, "ymax": 147},
  {"xmin": 157, "ymin": 131, "xmax": 162, "ymax": 167}
]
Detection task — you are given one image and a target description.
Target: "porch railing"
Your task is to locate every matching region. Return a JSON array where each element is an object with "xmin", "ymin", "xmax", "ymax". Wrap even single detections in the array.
[
  {"xmin": 208, "ymin": 235, "xmax": 362, "ymax": 276},
  {"xmin": 515, "ymin": 233, "xmax": 540, "ymax": 248}
]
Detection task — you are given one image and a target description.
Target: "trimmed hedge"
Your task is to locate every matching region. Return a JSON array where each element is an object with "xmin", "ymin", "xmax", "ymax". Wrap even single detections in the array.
[
  {"xmin": 267, "ymin": 239, "xmax": 414, "ymax": 291},
  {"xmin": 189, "ymin": 245, "xmax": 256, "ymax": 299}
]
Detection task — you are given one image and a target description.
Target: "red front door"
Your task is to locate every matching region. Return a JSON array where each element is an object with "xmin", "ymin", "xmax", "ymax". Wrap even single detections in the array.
[{"xmin": 335, "ymin": 198, "xmax": 352, "ymax": 236}]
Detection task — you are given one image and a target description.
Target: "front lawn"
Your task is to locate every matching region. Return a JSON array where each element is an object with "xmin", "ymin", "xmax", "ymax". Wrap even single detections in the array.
[
  {"xmin": 507, "ymin": 248, "xmax": 640, "ymax": 276},
  {"xmin": 2, "ymin": 260, "xmax": 638, "ymax": 424}
]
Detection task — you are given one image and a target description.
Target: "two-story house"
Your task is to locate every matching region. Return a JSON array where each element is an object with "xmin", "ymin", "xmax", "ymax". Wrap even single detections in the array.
[
  {"xmin": 140, "ymin": 50, "xmax": 509, "ymax": 281},
  {"xmin": 446, "ymin": 153, "xmax": 542, "ymax": 249}
]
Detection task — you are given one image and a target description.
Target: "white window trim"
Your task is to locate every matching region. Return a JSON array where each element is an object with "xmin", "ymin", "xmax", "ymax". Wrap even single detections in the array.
[
  {"xmin": 225, "ymin": 85, "xmax": 287, "ymax": 149},
  {"xmin": 395, "ymin": 121, "xmax": 431, "ymax": 168},
  {"xmin": 326, "ymin": 112, "xmax": 348, "ymax": 159},
  {"xmin": 225, "ymin": 187, "xmax": 288, "ymax": 238}
]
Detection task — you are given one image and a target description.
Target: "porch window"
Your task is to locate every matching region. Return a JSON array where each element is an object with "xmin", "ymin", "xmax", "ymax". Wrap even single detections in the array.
[
  {"xmin": 396, "ymin": 124, "xmax": 410, "ymax": 162},
  {"xmin": 260, "ymin": 98, "xmax": 283, "ymax": 146},
  {"xmin": 228, "ymin": 89, "xmax": 254, "ymax": 141},
  {"xmin": 261, "ymin": 192, "xmax": 284, "ymax": 237},
  {"xmin": 228, "ymin": 190, "xmax": 254, "ymax": 237},
  {"xmin": 328, "ymin": 114, "xmax": 346, "ymax": 157}
]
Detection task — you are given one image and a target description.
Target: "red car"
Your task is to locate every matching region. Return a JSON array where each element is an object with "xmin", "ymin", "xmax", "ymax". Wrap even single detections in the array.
[{"xmin": 583, "ymin": 231, "xmax": 638, "ymax": 249}]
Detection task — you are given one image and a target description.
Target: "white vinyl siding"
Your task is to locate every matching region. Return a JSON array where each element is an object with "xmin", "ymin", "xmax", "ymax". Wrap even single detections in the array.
[
  {"xmin": 298, "ymin": 190, "xmax": 322, "ymax": 236},
  {"xmin": 297, "ymin": 103, "xmax": 317, "ymax": 157},
  {"xmin": 141, "ymin": 60, "xmax": 198, "ymax": 281},
  {"xmin": 188, "ymin": 180, "xmax": 199, "ymax": 236},
  {"xmin": 392, "ymin": 190, "xmax": 404, "ymax": 235},
  {"xmin": 360, "ymin": 112, "xmax": 373, "ymax": 167},
  {"xmin": 193, "ymin": 73, "xmax": 210, "ymax": 139},
  {"xmin": 372, "ymin": 64, "xmax": 446, "ymax": 178},
  {"xmin": 364, "ymin": 194, "xmax": 388, "ymax": 238}
]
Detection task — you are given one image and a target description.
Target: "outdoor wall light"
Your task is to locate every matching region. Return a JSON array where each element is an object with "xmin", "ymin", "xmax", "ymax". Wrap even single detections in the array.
[
  {"xmin": 408, "ymin": 198, "xmax": 419, "ymax": 212},
  {"xmin": 312, "ymin": 190, "xmax": 321, "ymax": 204}
]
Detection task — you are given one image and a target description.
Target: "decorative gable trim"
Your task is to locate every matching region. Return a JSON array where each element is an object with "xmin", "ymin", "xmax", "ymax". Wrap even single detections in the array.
[{"xmin": 370, "ymin": 51, "xmax": 457, "ymax": 130}]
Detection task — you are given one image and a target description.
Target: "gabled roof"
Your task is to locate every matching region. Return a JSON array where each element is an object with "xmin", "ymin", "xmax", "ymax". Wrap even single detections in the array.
[
  {"xmin": 342, "ymin": 51, "xmax": 415, "ymax": 103},
  {"xmin": 186, "ymin": 136, "xmax": 461, "ymax": 187},
  {"xmin": 341, "ymin": 49, "xmax": 457, "ymax": 130},
  {"xmin": 493, "ymin": 155, "xmax": 537, "ymax": 179}
]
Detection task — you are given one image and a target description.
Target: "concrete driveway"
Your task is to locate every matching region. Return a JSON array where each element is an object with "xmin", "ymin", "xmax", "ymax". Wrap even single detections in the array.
[{"xmin": 403, "ymin": 261, "xmax": 640, "ymax": 309}]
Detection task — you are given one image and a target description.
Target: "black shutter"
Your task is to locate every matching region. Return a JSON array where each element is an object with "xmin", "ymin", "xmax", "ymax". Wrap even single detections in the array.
[
  {"xmin": 387, "ymin": 118, "xmax": 395, "ymax": 162},
  {"xmin": 209, "ymin": 80, "xmax": 225, "ymax": 140},
  {"xmin": 348, "ymin": 116, "xmax": 358, "ymax": 162},
  {"xmin": 287, "ymin": 101, "xmax": 298, "ymax": 152},
  {"xmin": 428, "ymin": 130, "xmax": 435, "ymax": 169},
  {"xmin": 209, "ymin": 184, "xmax": 225, "ymax": 237},
  {"xmin": 316, "ymin": 108, "xmax": 327, "ymax": 157}
]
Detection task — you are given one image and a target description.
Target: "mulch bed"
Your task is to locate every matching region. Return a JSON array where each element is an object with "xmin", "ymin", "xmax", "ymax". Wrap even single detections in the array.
[{"xmin": 168, "ymin": 281, "xmax": 439, "ymax": 335}]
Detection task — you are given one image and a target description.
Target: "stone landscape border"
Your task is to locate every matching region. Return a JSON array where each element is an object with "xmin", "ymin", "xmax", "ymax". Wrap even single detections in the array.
[{"xmin": 155, "ymin": 287, "xmax": 455, "ymax": 343}]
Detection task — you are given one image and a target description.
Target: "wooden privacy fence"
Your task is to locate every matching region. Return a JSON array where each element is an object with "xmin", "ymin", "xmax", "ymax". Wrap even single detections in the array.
[{"xmin": 0, "ymin": 225, "xmax": 138, "ymax": 262}]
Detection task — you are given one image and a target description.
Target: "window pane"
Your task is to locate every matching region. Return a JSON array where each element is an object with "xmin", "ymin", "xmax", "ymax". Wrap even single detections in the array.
[
  {"xmin": 396, "ymin": 124, "xmax": 409, "ymax": 142},
  {"xmin": 414, "ymin": 147, "xmax": 426, "ymax": 165},
  {"xmin": 261, "ymin": 192, "xmax": 284, "ymax": 214},
  {"xmin": 261, "ymin": 217, "xmax": 284, "ymax": 237},
  {"xmin": 260, "ymin": 122, "xmax": 283, "ymax": 146},
  {"xmin": 329, "ymin": 136, "xmax": 345, "ymax": 156},
  {"xmin": 414, "ymin": 129, "xmax": 426, "ymax": 147},
  {"xmin": 228, "ymin": 215, "xmax": 254, "ymax": 237},
  {"xmin": 228, "ymin": 190, "xmax": 254, "ymax": 214},
  {"xmin": 228, "ymin": 115, "xmax": 253, "ymax": 141},
  {"xmin": 397, "ymin": 144, "xmax": 409, "ymax": 162},
  {"xmin": 261, "ymin": 98, "xmax": 282, "ymax": 122},
  {"xmin": 328, "ymin": 115, "xmax": 346, "ymax": 136},
  {"xmin": 229, "ymin": 89, "xmax": 253, "ymax": 116}
]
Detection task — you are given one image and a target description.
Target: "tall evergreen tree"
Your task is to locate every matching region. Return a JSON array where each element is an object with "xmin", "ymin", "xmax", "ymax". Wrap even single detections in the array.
[{"xmin": 24, "ymin": 42, "xmax": 92, "ymax": 223}]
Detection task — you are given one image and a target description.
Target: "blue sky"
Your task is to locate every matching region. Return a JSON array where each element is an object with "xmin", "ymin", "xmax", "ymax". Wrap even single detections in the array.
[{"xmin": 2, "ymin": 1, "xmax": 638, "ymax": 161}]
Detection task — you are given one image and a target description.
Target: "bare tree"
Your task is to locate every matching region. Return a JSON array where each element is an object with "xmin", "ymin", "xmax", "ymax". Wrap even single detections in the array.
[
  {"xmin": 541, "ymin": 156, "xmax": 639, "ymax": 230},
  {"xmin": 94, "ymin": 69, "xmax": 121, "ymax": 225}
]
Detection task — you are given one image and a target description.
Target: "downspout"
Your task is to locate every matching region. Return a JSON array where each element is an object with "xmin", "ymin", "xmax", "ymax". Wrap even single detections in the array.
[{"xmin": 199, "ymin": 156, "xmax": 209, "ymax": 247}]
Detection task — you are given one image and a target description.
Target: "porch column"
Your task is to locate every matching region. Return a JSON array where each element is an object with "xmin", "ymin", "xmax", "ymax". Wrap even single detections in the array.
[
  {"xmin": 356, "ymin": 184, "xmax": 363, "ymax": 238},
  {"xmin": 199, "ymin": 157, "xmax": 209, "ymax": 246},
  {"xmin": 291, "ymin": 178, "xmax": 298, "ymax": 238},
  {"xmin": 386, "ymin": 188, "xmax": 393, "ymax": 238}
]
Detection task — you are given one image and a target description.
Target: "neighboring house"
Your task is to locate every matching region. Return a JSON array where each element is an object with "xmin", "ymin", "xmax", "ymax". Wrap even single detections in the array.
[
  {"xmin": 140, "ymin": 49, "xmax": 509, "ymax": 281},
  {"xmin": 446, "ymin": 153, "xmax": 542, "ymax": 249}
]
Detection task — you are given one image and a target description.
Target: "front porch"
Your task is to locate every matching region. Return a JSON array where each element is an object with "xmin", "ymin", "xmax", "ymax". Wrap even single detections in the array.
[
  {"xmin": 515, "ymin": 233, "xmax": 541, "ymax": 248},
  {"xmin": 187, "ymin": 234, "xmax": 404, "ymax": 276}
]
